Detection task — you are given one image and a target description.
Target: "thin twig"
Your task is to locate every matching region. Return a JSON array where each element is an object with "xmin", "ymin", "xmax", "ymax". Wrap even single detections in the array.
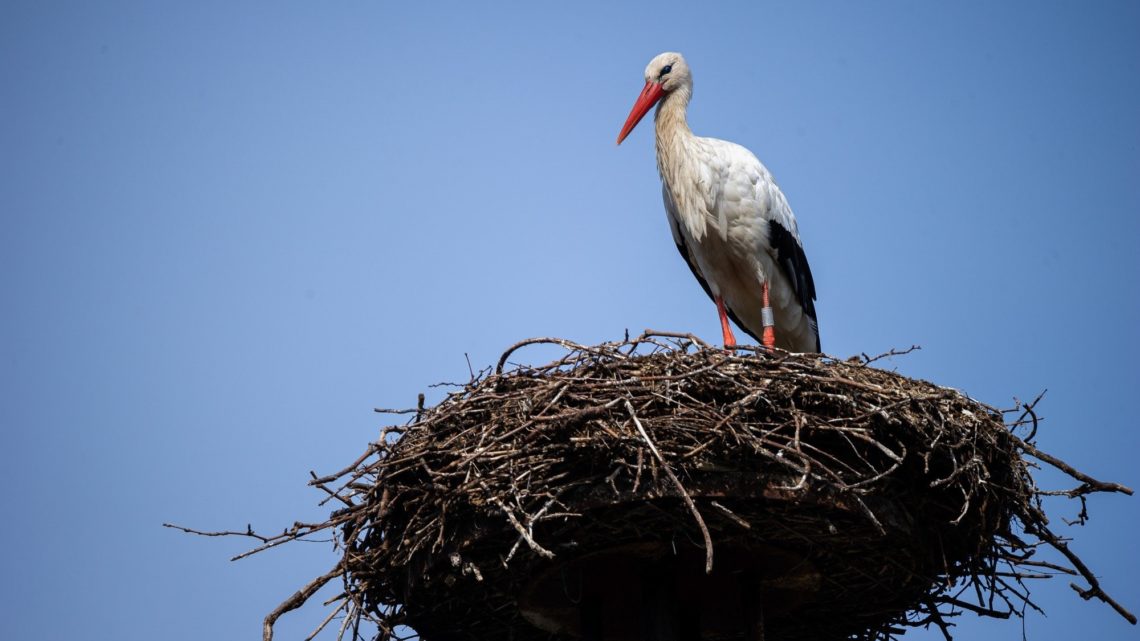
[
  {"xmin": 263, "ymin": 561, "xmax": 344, "ymax": 641},
  {"xmin": 625, "ymin": 398, "xmax": 714, "ymax": 573}
]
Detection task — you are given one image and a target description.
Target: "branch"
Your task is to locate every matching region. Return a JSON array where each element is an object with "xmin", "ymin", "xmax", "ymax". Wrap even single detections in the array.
[
  {"xmin": 1018, "ymin": 441, "xmax": 1134, "ymax": 496},
  {"xmin": 263, "ymin": 561, "xmax": 345, "ymax": 641}
]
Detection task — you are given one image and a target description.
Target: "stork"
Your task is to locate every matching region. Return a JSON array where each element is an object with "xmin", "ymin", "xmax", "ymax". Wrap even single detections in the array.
[{"xmin": 617, "ymin": 52, "xmax": 820, "ymax": 353}]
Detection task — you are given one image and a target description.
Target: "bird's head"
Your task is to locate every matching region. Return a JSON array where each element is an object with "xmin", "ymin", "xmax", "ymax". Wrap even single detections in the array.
[
  {"xmin": 617, "ymin": 52, "xmax": 691, "ymax": 145},
  {"xmin": 643, "ymin": 52, "xmax": 691, "ymax": 93}
]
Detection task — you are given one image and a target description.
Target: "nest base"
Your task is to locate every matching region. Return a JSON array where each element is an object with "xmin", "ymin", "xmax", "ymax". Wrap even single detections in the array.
[{"xmin": 520, "ymin": 540, "xmax": 819, "ymax": 641}]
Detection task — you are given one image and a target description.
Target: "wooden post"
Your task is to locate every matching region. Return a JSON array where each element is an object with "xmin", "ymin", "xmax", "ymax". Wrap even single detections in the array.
[
  {"xmin": 580, "ymin": 589, "xmax": 603, "ymax": 641},
  {"xmin": 741, "ymin": 572, "xmax": 765, "ymax": 641},
  {"xmin": 641, "ymin": 562, "xmax": 681, "ymax": 641}
]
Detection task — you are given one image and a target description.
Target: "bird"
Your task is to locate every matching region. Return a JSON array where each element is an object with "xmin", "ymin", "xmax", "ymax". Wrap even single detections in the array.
[{"xmin": 617, "ymin": 52, "xmax": 820, "ymax": 353}]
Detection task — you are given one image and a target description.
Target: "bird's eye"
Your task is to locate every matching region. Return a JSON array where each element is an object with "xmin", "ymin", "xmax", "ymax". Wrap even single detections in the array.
[{"xmin": 661, "ymin": 64, "xmax": 673, "ymax": 75}]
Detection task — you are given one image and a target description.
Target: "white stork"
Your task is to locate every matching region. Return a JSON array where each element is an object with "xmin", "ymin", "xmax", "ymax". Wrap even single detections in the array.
[{"xmin": 617, "ymin": 52, "xmax": 820, "ymax": 353}]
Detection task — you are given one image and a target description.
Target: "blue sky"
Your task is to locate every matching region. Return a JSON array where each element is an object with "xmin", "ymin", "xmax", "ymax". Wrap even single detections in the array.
[{"xmin": 1, "ymin": 2, "xmax": 1137, "ymax": 639}]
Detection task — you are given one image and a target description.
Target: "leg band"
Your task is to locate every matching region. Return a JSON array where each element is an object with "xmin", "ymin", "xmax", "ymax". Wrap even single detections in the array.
[{"xmin": 761, "ymin": 306, "xmax": 775, "ymax": 328}]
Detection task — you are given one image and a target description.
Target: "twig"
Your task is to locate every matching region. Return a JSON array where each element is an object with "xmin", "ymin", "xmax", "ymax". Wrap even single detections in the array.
[
  {"xmin": 710, "ymin": 500, "xmax": 751, "ymax": 529},
  {"xmin": 163, "ymin": 522, "xmax": 270, "ymax": 543},
  {"xmin": 1030, "ymin": 524, "xmax": 1137, "ymax": 624},
  {"xmin": 263, "ymin": 561, "xmax": 344, "ymax": 641},
  {"xmin": 487, "ymin": 494, "xmax": 555, "ymax": 560},
  {"xmin": 1018, "ymin": 440, "xmax": 1134, "ymax": 496},
  {"xmin": 860, "ymin": 345, "xmax": 921, "ymax": 365},
  {"xmin": 625, "ymin": 398, "xmax": 714, "ymax": 573}
]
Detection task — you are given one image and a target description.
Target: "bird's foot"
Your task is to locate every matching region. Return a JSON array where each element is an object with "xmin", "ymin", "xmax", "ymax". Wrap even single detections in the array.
[
  {"xmin": 723, "ymin": 335, "xmax": 737, "ymax": 352},
  {"xmin": 761, "ymin": 326, "xmax": 776, "ymax": 353}
]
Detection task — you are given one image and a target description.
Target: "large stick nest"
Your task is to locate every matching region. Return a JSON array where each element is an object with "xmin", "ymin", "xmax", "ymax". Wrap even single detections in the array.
[{"xmin": 179, "ymin": 333, "xmax": 1134, "ymax": 640}]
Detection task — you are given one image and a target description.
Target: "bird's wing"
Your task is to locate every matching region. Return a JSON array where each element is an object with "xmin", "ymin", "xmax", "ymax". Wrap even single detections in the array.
[
  {"xmin": 712, "ymin": 139, "xmax": 820, "ymax": 349},
  {"xmin": 762, "ymin": 187, "xmax": 817, "ymax": 318},
  {"xmin": 761, "ymin": 180, "xmax": 820, "ymax": 350},
  {"xmin": 663, "ymin": 184, "xmax": 712, "ymax": 300},
  {"xmin": 768, "ymin": 215, "xmax": 820, "ymax": 349}
]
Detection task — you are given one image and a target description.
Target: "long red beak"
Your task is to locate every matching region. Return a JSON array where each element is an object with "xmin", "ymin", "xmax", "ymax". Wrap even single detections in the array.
[{"xmin": 616, "ymin": 81, "xmax": 665, "ymax": 145}]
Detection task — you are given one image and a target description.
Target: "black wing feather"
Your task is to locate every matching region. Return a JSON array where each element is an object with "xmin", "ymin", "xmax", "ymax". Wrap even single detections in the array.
[{"xmin": 768, "ymin": 220, "xmax": 821, "ymax": 351}]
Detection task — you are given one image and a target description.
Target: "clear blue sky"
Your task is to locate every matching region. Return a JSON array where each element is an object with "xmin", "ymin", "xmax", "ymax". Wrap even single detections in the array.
[{"xmin": 2, "ymin": 2, "xmax": 1137, "ymax": 639}]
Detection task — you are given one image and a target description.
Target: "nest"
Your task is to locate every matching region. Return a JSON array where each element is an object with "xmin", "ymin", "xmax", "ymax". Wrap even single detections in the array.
[{"xmin": 174, "ymin": 333, "xmax": 1134, "ymax": 641}]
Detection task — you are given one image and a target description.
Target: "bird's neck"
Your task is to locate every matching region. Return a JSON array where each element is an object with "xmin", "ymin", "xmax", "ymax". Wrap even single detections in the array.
[{"xmin": 654, "ymin": 87, "xmax": 694, "ymax": 188}]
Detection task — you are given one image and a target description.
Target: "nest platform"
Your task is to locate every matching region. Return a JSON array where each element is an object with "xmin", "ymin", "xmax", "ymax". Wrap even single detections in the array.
[{"xmin": 202, "ymin": 333, "xmax": 1134, "ymax": 641}]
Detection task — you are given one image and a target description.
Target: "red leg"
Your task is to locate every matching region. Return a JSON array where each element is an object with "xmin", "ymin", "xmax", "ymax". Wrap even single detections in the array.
[
  {"xmin": 761, "ymin": 282, "xmax": 776, "ymax": 351},
  {"xmin": 715, "ymin": 296, "xmax": 737, "ymax": 349}
]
